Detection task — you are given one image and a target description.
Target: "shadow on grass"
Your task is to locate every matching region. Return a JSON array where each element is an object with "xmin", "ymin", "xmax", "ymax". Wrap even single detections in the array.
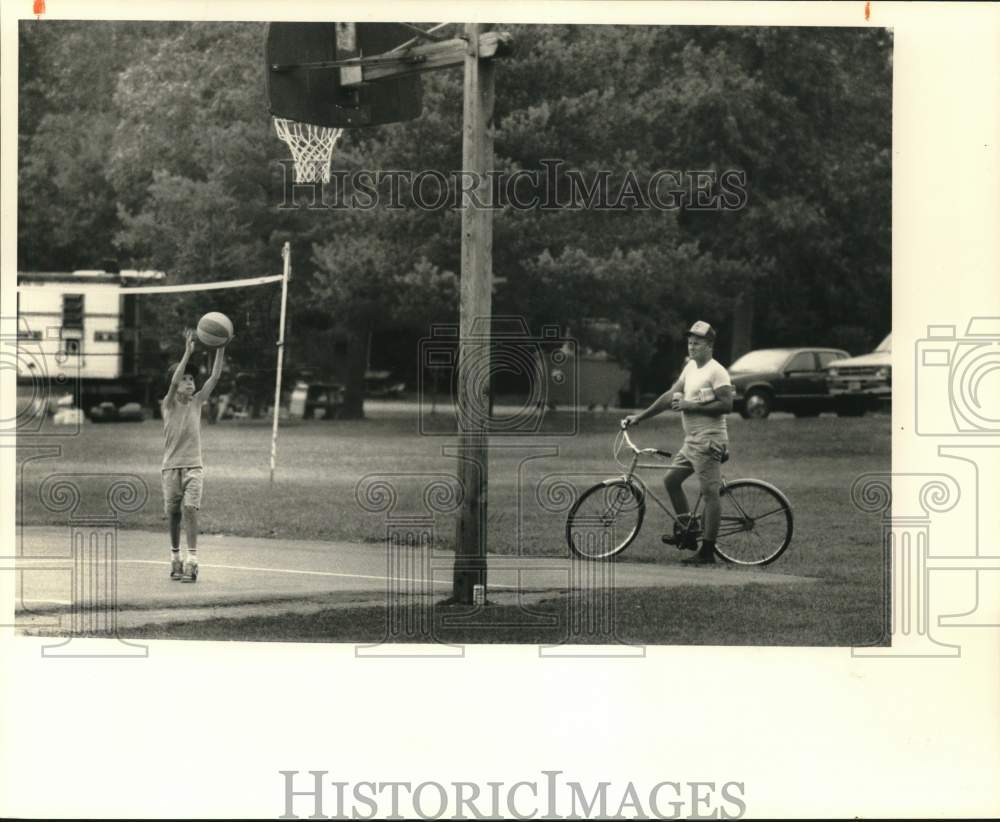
[{"xmin": 125, "ymin": 580, "xmax": 887, "ymax": 647}]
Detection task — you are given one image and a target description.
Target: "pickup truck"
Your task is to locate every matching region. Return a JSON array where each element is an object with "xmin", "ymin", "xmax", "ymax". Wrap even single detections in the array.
[{"xmin": 823, "ymin": 333, "xmax": 891, "ymax": 416}]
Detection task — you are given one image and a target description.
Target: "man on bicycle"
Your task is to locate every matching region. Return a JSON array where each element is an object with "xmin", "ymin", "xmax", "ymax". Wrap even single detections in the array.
[{"xmin": 622, "ymin": 321, "xmax": 734, "ymax": 565}]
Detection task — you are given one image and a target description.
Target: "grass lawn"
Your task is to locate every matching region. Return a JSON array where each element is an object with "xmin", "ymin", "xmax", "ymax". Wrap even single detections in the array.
[{"xmin": 17, "ymin": 407, "xmax": 891, "ymax": 645}]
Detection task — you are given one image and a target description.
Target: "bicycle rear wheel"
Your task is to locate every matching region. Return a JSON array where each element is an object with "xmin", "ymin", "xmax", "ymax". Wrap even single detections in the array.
[
  {"xmin": 714, "ymin": 479, "xmax": 793, "ymax": 566},
  {"xmin": 566, "ymin": 480, "xmax": 645, "ymax": 560}
]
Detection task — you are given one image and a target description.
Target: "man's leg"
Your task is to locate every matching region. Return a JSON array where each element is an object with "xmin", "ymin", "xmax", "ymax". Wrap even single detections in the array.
[
  {"xmin": 681, "ymin": 444, "xmax": 724, "ymax": 565},
  {"xmin": 701, "ymin": 484, "xmax": 721, "ymax": 542},
  {"xmin": 681, "ymin": 477, "xmax": 720, "ymax": 565},
  {"xmin": 664, "ymin": 463, "xmax": 694, "ymax": 519},
  {"xmin": 662, "ymin": 460, "xmax": 699, "ymax": 549}
]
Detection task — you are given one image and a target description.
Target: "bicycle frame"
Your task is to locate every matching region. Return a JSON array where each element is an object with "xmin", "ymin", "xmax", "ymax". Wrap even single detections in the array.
[
  {"xmin": 566, "ymin": 427, "xmax": 793, "ymax": 563},
  {"xmin": 566, "ymin": 426, "xmax": 793, "ymax": 563},
  {"xmin": 615, "ymin": 427, "xmax": 728, "ymax": 528}
]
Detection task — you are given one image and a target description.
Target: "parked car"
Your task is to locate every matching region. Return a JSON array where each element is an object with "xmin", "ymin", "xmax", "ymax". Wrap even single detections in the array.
[
  {"xmin": 364, "ymin": 370, "xmax": 406, "ymax": 399},
  {"xmin": 53, "ymin": 407, "xmax": 85, "ymax": 426},
  {"xmin": 730, "ymin": 347, "xmax": 851, "ymax": 419},
  {"xmin": 89, "ymin": 401, "xmax": 146, "ymax": 422},
  {"xmin": 90, "ymin": 400, "xmax": 121, "ymax": 422},
  {"xmin": 823, "ymin": 333, "xmax": 891, "ymax": 416},
  {"xmin": 288, "ymin": 381, "xmax": 346, "ymax": 419}
]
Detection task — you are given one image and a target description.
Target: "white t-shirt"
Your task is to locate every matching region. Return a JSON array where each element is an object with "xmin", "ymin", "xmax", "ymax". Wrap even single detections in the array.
[{"xmin": 679, "ymin": 357, "xmax": 732, "ymax": 440}]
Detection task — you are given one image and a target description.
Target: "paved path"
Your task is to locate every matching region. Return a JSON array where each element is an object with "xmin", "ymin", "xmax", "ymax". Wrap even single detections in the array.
[{"xmin": 12, "ymin": 527, "xmax": 815, "ymax": 631}]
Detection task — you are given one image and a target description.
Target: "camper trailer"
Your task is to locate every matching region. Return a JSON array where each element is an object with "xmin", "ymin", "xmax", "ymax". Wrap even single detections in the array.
[{"xmin": 16, "ymin": 268, "xmax": 166, "ymax": 412}]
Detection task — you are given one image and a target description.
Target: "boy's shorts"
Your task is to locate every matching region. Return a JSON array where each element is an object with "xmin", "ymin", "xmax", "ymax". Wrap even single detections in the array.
[
  {"xmin": 670, "ymin": 438, "xmax": 729, "ymax": 492},
  {"xmin": 161, "ymin": 467, "xmax": 204, "ymax": 514}
]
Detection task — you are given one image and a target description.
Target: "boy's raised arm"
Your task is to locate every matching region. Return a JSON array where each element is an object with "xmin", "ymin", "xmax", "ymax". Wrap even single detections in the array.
[
  {"xmin": 196, "ymin": 344, "xmax": 227, "ymax": 400},
  {"xmin": 164, "ymin": 330, "xmax": 196, "ymax": 404}
]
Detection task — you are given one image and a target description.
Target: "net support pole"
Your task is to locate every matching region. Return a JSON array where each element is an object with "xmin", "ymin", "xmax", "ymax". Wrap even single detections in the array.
[
  {"xmin": 450, "ymin": 23, "xmax": 494, "ymax": 605},
  {"xmin": 269, "ymin": 242, "xmax": 292, "ymax": 484}
]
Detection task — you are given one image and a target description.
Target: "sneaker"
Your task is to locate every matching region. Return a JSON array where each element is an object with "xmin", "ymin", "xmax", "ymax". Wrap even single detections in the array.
[
  {"xmin": 661, "ymin": 517, "xmax": 700, "ymax": 551},
  {"xmin": 170, "ymin": 556, "xmax": 184, "ymax": 581},
  {"xmin": 681, "ymin": 542, "xmax": 715, "ymax": 565},
  {"xmin": 181, "ymin": 557, "xmax": 199, "ymax": 583},
  {"xmin": 661, "ymin": 532, "xmax": 699, "ymax": 550}
]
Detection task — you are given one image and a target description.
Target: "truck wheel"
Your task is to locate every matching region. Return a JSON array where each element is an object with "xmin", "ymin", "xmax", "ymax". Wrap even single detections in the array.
[{"xmin": 836, "ymin": 399, "xmax": 866, "ymax": 417}]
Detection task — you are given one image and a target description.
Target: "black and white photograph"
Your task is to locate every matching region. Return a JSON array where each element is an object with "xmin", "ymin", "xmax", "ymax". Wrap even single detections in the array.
[
  {"xmin": 12, "ymin": 17, "xmax": 893, "ymax": 646},
  {"xmin": 1, "ymin": 1, "xmax": 998, "ymax": 819}
]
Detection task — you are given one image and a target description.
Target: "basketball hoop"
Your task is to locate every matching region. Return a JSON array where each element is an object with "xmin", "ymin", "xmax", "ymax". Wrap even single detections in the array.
[{"xmin": 273, "ymin": 117, "xmax": 344, "ymax": 183}]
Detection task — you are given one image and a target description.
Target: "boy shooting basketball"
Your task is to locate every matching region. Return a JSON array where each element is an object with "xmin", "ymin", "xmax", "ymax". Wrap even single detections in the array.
[{"xmin": 162, "ymin": 329, "xmax": 226, "ymax": 582}]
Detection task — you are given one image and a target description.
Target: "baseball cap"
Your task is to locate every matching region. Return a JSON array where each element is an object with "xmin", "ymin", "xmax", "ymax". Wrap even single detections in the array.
[{"xmin": 687, "ymin": 320, "xmax": 717, "ymax": 341}]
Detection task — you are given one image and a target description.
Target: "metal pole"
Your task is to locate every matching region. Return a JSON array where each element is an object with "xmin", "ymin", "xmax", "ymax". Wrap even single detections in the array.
[
  {"xmin": 451, "ymin": 23, "xmax": 494, "ymax": 604},
  {"xmin": 269, "ymin": 242, "xmax": 291, "ymax": 484}
]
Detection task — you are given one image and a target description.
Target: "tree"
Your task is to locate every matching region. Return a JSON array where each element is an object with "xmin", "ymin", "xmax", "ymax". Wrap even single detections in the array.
[
  {"xmin": 19, "ymin": 21, "xmax": 891, "ymax": 406},
  {"xmin": 105, "ymin": 23, "xmax": 466, "ymax": 417},
  {"xmin": 308, "ymin": 206, "xmax": 460, "ymax": 418},
  {"xmin": 490, "ymin": 25, "xmax": 891, "ymax": 369},
  {"xmin": 17, "ymin": 21, "xmax": 177, "ymax": 271},
  {"xmin": 104, "ymin": 23, "xmax": 286, "ymax": 410},
  {"xmin": 299, "ymin": 66, "xmax": 466, "ymax": 416}
]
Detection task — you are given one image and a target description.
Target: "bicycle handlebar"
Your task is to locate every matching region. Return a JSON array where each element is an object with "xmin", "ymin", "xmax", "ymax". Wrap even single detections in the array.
[{"xmin": 616, "ymin": 424, "xmax": 672, "ymax": 464}]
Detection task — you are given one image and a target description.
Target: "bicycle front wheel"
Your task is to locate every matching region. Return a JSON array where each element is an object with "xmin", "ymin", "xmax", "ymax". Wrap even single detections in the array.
[
  {"xmin": 566, "ymin": 480, "xmax": 645, "ymax": 560},
  {"xmin": 715, "ymin": 479, "xmax": 793, "ymax": 566}
]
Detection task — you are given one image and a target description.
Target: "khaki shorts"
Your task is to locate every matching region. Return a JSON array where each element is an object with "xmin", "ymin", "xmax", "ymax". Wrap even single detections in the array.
[
  {"xmin": 670, "ymin": 438, "xmax": 729, "ymax": 492},
  {"xmin": 161, "ymin": 467, "xmax": 204, "ymax": 514}
]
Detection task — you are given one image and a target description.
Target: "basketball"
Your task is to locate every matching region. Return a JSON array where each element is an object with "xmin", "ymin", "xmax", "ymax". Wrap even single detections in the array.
[{"xmin": 196, "ymin": 312, "xmax": 233, "ymax": 348}]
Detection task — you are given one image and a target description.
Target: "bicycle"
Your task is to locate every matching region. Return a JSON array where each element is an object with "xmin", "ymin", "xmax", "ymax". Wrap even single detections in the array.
[{"xmin": 565, "ymin": 426, "xmax": 794, "ymax": 565}]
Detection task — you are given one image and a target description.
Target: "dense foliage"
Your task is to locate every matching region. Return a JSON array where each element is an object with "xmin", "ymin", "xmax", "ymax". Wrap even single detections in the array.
[{"xmin": 18, "ymin": 21, "xmax": 891, "ymax": 412}]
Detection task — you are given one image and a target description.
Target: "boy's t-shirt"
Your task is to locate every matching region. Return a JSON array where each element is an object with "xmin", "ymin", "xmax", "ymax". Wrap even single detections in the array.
[
  {"xmin": 679, "ymin": 358, "xmax": 732, "ymax": 441},
  {"xmin": 162, "ymin": 394, "xmax": 204, "ymax": 469}
]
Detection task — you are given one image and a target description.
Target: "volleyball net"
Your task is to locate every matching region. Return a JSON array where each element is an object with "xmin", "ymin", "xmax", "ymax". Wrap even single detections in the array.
[{"xmin": 16, "ymin": 244, "xmax": 294, "ymax": 482}]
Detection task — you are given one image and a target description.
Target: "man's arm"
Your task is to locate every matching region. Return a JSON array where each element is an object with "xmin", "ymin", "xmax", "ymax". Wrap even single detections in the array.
[
  {"xmin": 677, "ymin": 384, "xmax": 734, "ymax": 415},
  {"xmin": 195, "ymin": 345, "xmax": 226, "ymax": 400},
  {"xmin": 164, "ymin": 330, "xmax": 196, "ymax": 404},
  {"xmin": 623, "ymin": 375, "xmax": 686, "ymax": 426}
]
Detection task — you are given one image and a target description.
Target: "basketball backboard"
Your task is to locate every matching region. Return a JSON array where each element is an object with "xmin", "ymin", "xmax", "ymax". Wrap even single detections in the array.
[{"xmin": 265, "ymin": 22, "xmax": 423, "ymax": 127}]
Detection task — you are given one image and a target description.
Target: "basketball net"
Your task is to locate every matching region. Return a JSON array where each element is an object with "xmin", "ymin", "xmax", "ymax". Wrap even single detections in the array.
[{"xmin": 273, "ymin": 117, "xmax": 344, "ymax": 184}]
